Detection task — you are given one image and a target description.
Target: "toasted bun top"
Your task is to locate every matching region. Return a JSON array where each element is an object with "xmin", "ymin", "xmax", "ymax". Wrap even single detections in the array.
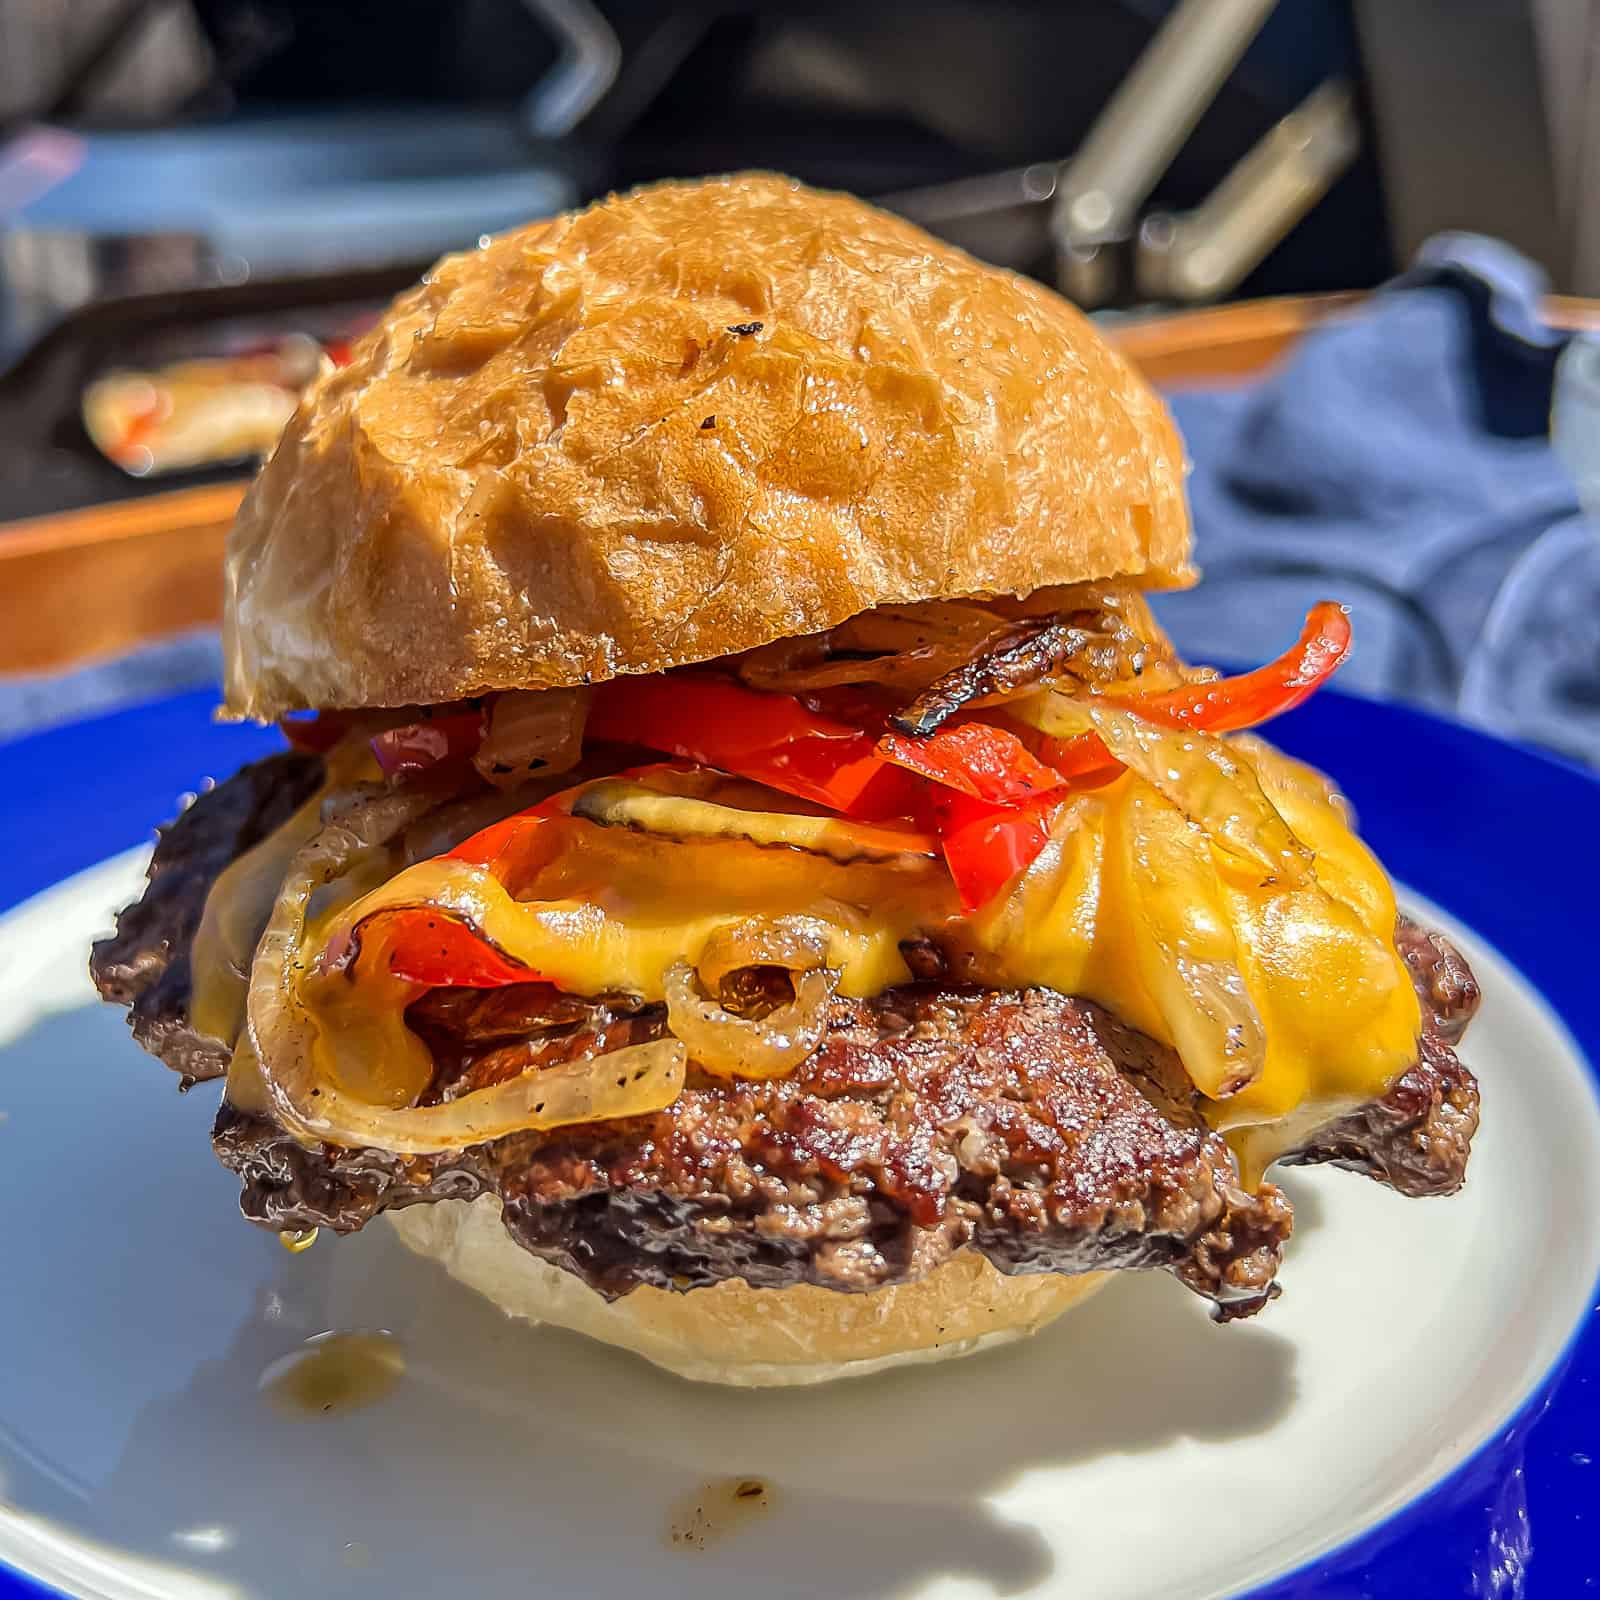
[{"xmin": 223, "ymin": 173, "xmax": 1192, "ymax": 719}]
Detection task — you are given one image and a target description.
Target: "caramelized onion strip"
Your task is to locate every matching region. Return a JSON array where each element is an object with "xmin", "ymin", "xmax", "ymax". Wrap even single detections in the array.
[
  {"xmin": 247, "ymin": 785, "xmax": 686, "ymax": 1152},
  {"xmin": 692, "ymin": 914, "xmax": 833, "ymax": 994},
  {"xmin": 890, "ymin": 618, "xmax": 1101, "ymax": 736},
  {"xmin": 1122, "ymin": 788, "xmax": 1266, "ymax": 1098},
  {"xmin": 1085, "ymin": 704, "xmax": 1313, "ymax": 886},
  {"xmin": 735, "ymin": 601, "xmax": 1012, "ymax": 694},
  {"xmin": 473, "ymin": 687, "xmax": 591, "ymax": 789},
  {"xmin": 664, "ymin": 960, "xmax": 835, "ymax": 1080}
]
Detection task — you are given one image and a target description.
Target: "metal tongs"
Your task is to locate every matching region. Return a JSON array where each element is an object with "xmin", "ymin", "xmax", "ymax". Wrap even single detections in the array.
[{"xmin": 883, "ymin": 0, "xmax": 1359, "ymax": 308}]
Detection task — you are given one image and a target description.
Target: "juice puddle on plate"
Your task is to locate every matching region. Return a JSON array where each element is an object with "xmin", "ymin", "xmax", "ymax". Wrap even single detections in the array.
[{"xmin": 259, "ymin": 1331, "xmax": 406, "ymax": 1417}]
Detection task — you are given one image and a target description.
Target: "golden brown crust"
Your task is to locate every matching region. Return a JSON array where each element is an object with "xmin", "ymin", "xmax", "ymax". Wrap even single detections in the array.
[{"xmin": 223, "ymin": 173, "xmax": 1193, "ymax": 719}]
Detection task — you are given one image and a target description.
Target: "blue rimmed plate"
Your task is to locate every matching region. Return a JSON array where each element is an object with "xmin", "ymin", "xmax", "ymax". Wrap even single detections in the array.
[{"xmin": 0, "ymin": 687, "xmax": 1596, "ymax": 1600}]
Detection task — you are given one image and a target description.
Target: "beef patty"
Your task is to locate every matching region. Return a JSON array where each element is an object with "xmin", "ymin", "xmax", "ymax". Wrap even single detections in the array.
[
  {"xmin": 92, "ymin": 754, "xmax": 1481, "ymax": 1320},
  {"xmin": 89, "ymin": 750, "xmax": 323, "ymax": 1087}
]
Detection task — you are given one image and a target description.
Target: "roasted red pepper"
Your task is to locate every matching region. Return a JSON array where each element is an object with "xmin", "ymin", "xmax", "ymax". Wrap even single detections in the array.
[
  {"xmin": 1123, "ymin": 600, "xmax": 1351, "ymax": 732},
  {"xmin": 1040, "ymin": 602, "xmax": 1353, "ymax": 781},
  {"xmin": 588, "ymin": 674, "xmax": 919, "ymax": 817},
  {"xmin": 379, "ymin": 910, "xmax": 538, "ymax": 988},
  {"xmin": 376, "ymin": 768, "xmax": 670, "ymax": 980},
  {"xmin": 279, "ymin": 711, "xmax": 354, "ymax": 753},
  {"xmin": 442, "ymin": 766, "xmax": 637, "ymax": 874},
  {"xmin": 447, "ymin": 811, "xmax": 540, "ymax": 869},
  {"xmin": 928, "ymin": 789, "xmax": 1055, "ymax": 912},
  {"xmin": 877, "ymin": 720, "xmax": 1066, "ymax": 806},
  {"xmin": 361, "ymin": 796, "xmax": 571, "ymax": 987}
]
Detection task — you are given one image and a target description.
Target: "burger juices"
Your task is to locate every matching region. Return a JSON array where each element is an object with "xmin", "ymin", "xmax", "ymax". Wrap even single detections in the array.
[{"xmin": 92, "ymin": 176, "xmax": 1480, "ymax": 1387}]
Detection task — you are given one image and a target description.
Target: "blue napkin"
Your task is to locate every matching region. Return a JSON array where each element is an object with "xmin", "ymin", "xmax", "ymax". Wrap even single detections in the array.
[
  {"xmin": 1154, "ymin": 234, "xmax": 1600, "ymax": 767},
  {"xmin": 4, "ymin": 235, "xmax": 1596, "ymax": 764}
]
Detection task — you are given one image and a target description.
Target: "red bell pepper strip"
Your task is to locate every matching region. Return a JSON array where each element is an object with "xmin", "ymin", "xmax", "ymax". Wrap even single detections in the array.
[
  {"xmin": 588, "ymin": 675, "xmax": 920, "ymax": 818},
  {"xmin": 370, "ymin": 710, "xmax": 485, "ymax": 780},
  {"xmin": 928, "ymin": 789, "xmax": 1055, "ymax": 912},
  {"xmin": 372, "ymin": 765, "xmax": 690, "ymax": 983},
  {"xmin": 447, "ymin": 811, "xmax": 539, "ymax": 869},
  {"xmin": 1125, "ymin": 600, "xmax": 1350, "ymax": 732},
  {"xmin": 1039, "ymin": 602, "xmax": 1352, "ymax": 780},
  {"xmin": 355, "ymin": 795, "xmax": 575, "ymax": 988},
  {"xmin": 877, "ymin": 720, "xmax": 1066, "ymax": 806},
  {"xmin": 279, "ymin": 711, "xmax": 354, "ymax": 753},
  {"xmin": 379, "ymin": 910, "xmax": 538, "ymax": 988},
  {"xmin": 441, "ymin": 767, "xmax": 628, "ymax": 874}
]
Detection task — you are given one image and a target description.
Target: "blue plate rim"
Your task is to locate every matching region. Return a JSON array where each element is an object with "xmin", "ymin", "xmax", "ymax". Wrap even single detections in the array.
[{"xmin": 0, "ymin": 684, "xmax": 1596, "ymax": 1600}]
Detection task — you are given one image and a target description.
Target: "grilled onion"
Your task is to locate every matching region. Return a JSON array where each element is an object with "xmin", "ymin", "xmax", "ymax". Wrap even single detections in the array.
[
  {"xmin": 735, "ymin": 599, "xmax": 1011, "ymax": 693},
  {"xmin": 997, "ymin": 584, "xmax": 1188, "ymax": 686},
  {"xmin": 189, "ymin": 789, "xmax": 326, "ymax": 1044},
  {"xmin": 247, "ymin": 782, "xmax": 686, "ymax": 1152},
  {"xmin": 664, "ymin": 957, "xmax": 835, "ymax": 1080},
  {"xmin": 1005, "ymin": 689, "xmax": 1098, "ymax": 738},
  {"xmin": 473, "ymin": 687, "xmax": 591, "ymax": 788},
  {"xmin": 890, "ymin": 617, "xmax": 1102, "ymax": 736},
  {"xmin": 733, "ymin": 587, "xmax": 1191, "ymax": 716},
  {"xmin": 1085, "ymin": 704, "xmax": 1313, "ymax": 886},
  {"xmin": 693, "ymin": 914, "xmax": 834, "ymax": 995},
  {"xmin": 1121, "ymin": 787, "xmax": 1265, "ymax": 1098}
]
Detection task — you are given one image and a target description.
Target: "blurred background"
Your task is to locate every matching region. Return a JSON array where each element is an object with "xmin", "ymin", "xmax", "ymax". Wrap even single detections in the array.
[{"xmin": 1, "ymin": 0, "xmax": 1597, "ymax": 766}]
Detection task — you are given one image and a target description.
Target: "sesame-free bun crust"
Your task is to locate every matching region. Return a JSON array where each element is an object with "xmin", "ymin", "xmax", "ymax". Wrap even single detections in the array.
[
  {"xmin": 224, "ymin": 173, "xmax": 1192, "ymax": 720},
  {"xmin": 388, "ymin": 1196, "xmax": 1107, "ymax": 1387}
]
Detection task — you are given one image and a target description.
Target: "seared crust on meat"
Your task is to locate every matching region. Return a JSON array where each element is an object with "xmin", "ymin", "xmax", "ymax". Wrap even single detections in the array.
[
  {"xmin": 1392, "ymin": 918, "xmax": 1482, "ymax": 1046},
  {"xmin": 214, "ymin": 986, "xmax": 1293, "ymax": 1317},
  {"xmin": 88, "ymin": 750, "xmax": 324, "ymax": 1086},
  {"xmin": 1277, "ymin": 1033, "xmax": 1478, "ymax": 1196},
  {"xmin": 1277, "ymin": 920, "xmax": 1481, "ymax": 1197}
]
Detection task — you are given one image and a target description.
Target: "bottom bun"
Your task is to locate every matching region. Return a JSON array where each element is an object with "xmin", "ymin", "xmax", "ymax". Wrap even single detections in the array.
[{"xmin": 388, "ymin": 1196, "xmax": 1107, "ymax": 1387}]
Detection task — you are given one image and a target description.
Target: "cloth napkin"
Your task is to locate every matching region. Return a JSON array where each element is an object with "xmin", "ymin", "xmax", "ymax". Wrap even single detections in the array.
[
  {"xmin": 4, "ymin": 234, "xmax": 1596, "ymax": 764},
  {"xmin": 1154, "ymin": 233, "xmax": 1600, "ymax": 768}
]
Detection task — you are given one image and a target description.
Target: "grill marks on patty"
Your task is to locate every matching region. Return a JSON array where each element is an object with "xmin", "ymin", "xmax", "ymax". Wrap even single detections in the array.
[{"xmin": 93, "ymin": 757, "xmax": 1481, "ymax": 1319}]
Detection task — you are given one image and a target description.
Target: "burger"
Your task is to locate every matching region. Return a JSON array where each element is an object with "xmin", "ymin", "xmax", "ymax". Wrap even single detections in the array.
[{"xmin": 91, "ymin": 174, "xmax": 1481, "ymax": 1387}]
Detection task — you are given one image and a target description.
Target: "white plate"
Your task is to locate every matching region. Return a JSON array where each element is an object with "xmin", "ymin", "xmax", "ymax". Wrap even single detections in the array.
[{"xmin": 3, "ymin": 851, "xmax": 1598, "ymax": 1600}]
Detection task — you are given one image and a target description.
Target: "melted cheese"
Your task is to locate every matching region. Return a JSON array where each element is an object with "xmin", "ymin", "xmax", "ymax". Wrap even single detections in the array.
[
  {"xmin": 315, "ymin": 828, "xmax": 954, "ymax": 1005},
  {"xmin": 209, "ymin": 734, "xmax": 1420, "ymax": 1141},
  {"xmin": 191, "ymin": 738, "xmax": 380, "ymax": 1081},
  {"xmin": 964, "ymin": 743, "xmax": 1419, "ymax": 1126},
  {"xmin": 192, "ymin": 792, "xmax": 326, "ymax": 1043}
]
